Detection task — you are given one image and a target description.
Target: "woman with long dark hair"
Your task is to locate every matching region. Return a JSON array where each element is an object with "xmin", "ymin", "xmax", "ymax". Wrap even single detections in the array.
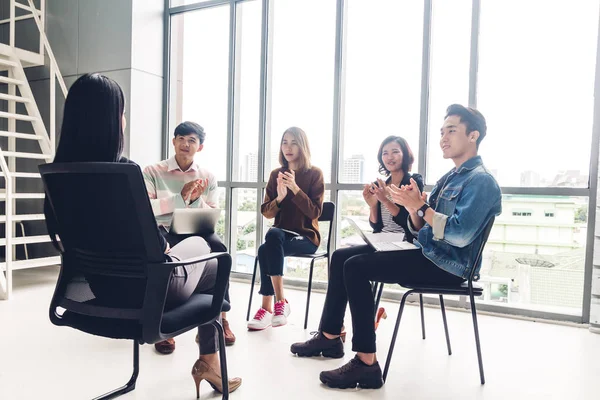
[
  {"xmin": 247, "ymin": 127, "xmax": 325, "ymax": 330},
  {"xmin": 44, "ymin": 73, "xmax": 241, "ymax": 396},
  {"xmin": 290, "ymin": 135, "xmax": 423, "ymax": 366}
]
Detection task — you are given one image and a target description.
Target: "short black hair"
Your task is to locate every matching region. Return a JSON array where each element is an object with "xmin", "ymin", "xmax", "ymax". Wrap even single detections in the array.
[
  {"xmin": 445, "ymin": 104, "xmax": 487, "ymax": 148},
  {"xmin": 174, "ymin": 121, "xmax": 205, "ymax": 144}
]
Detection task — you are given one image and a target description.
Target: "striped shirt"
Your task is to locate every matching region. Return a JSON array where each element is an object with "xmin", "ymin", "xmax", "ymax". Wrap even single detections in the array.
[
  {"xmin": 380, "ymin": 198, "xmax": 406, "ymax": 235},
  {"xmin": 143, "ymin": 157, "xmax": 218, "ymax": 228}
]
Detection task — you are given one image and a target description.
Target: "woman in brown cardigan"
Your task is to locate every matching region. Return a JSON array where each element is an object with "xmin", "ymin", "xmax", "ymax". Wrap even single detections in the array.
[{"xmin": 247, "ymin": 127, "xmax": 325, "ymax": 330}]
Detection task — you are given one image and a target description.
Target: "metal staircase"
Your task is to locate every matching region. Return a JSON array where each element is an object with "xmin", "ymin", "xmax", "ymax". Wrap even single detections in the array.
[{"xmin": 0, "ymin": 0, "xmax": 68, "ymax": 299}]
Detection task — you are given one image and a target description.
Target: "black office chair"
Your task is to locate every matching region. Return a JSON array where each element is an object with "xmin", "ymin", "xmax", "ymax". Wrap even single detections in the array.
[
  {"xmin": 40, "ymin": 162, "xmax": 233, "ymax": 400},
  {"xmin": 246, "ymin": 202, "xmax": 335, "ymax": 329},
  {"xmin": 380, "ymin": 217, "xmax": 496, "ymax": 385}
]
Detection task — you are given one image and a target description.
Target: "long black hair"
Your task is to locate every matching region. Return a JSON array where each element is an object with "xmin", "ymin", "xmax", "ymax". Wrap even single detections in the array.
[{"xmin": 54, "ymin": 73, "xmax": 125, "ymax": 162}]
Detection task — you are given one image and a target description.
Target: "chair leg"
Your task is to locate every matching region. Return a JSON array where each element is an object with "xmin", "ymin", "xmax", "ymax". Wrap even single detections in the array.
[
  {"xmin": 419, "ymin": 294, "xmax": 426, "ymax": 340},
  {"xmin": 383, "ymin": 290, "xmax": 412, "ymax": 382},
  {"xmin": 470, "ymin": 293, "xmax": 485, "ymax": 384},
  {"xmin": 439, "ymin": 295, "xmax": 452, "ymax": 355},
  {"xmin": 214, "ymin": 320, "xmax": 230, "ymax": 399},
  {"xmin": 246, "ymin": 257, "xmax": 259, "ymax": 321},
  {"xmin": 304, "ymin": 258, "xmax": 316, "ymax": 329},
  {"xmin": 92, "ymin": 340, "xmax": 139, "ymax": 400}
]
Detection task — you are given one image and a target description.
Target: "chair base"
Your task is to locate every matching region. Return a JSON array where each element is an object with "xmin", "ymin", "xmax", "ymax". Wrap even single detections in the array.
[{"xmin": 92, "ymin": 341, "xmax": 139, "ymax": 400}]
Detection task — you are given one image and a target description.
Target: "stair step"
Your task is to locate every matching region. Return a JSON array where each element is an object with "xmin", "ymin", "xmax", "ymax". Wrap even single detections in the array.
[
  {"xmin": 0, "ymin": 256, "xmax": 61, "ymax": 271},
  {"xmin": 0, "ymin": 193, "xmax": 45, "ymax": 200},
  {"xmin": 0, "ymin": 58, "xmax": 18, "ymax": 68},
  {"xmin": 0, "ymin": 235, "xmax": 52, "ymax": 246},
  {"xmin": 0, "ymin": 93, "xmax": 30, "ymax": 103},
  {"xmin": 0, "ymin": 130, "xmax": 44, "ymax": 140},
  {"xmin": 2, "ymin": 151, "xmax": 51, "ymax": 160},
  {"xmin": 0, "ymin": 111, "xmax": 38, "ymax": 122},
  {"xmin": 0, "ymin": 214, "xmax": 45, "ymax": 222},
  {"xmin": 9, "ymin": 172, "xmax": 42, "ymax": 179},
  {"xmin": 0, "ymin": 76, "xmax": 25, "ymax": 86}
]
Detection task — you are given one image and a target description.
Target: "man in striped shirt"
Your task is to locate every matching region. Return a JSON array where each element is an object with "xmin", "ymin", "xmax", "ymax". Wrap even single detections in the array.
[{"xmin": 143, "ymin": 121, "xmax": 236, "ymax": 353}]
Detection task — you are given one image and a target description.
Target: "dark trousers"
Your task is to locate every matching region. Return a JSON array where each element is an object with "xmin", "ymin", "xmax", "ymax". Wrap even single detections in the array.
[
  {"xmin": 319, "ymin": 245, "xmax": 464, "ymax": 354},
  {"xmin": 257, "ymin": 227, "xmax": 318, "ymax": 296},
  {"xmin": 160, "ymin": 227, "xmax": 230, "ymax": 304}
]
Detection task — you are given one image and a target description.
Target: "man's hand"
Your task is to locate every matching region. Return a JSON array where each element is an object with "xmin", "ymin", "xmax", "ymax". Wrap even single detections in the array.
[
  {"xmin": 280, "ymin": 170, "xmax": 300, "ymax": 194},
  {"xmin": 276, "ymin": 176, "xmax": 288, "ymax": 203},
  {"xmin": 181, "ymin": 179, "xmax": 207, "ymax": 204},
  {"xmin": 189, "ymin": 178, "xmax": 208, "ymax": 203},
  {"xmin": 388, "ymin": 178, "xmax": 425, "ymax": 211}
]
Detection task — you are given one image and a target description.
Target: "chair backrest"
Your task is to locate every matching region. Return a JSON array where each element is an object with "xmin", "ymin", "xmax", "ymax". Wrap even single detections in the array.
[
  {"xmin": 40, "ymin": 162, "xmax": 166, "ymax": 318},
  {"xmin": 469, "ymin": 216, "xmax": 496, "ymax": 282},
  {"xmin": 319, "ymin": 202, "xmax": 335, "ymax": 255},
  {"xmin": 40, "ymin": 162, "xmax": 165, "ymax": 267}
]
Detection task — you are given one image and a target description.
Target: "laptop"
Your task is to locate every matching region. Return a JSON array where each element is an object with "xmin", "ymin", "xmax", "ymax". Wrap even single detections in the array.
[
  {"xmin": 344, "ymin": 217, "xmax": 418, "ymax": 252},
  {"xmin": 170, "ymin": 208, "xmax": 221, "ymax": 235}
]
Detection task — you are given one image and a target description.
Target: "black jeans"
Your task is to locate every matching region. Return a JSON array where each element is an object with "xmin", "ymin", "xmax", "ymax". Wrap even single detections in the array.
[
  {"xmin": 160, "ymin": 227, "xmax": 230, "ymax": 304},
  {"xmin": 257, "ymin": 227, "xmax": 318, "ymax": 296},
  {"xmin": 319, "ymin": 245, "xmax": 464, "ymax": 353}
]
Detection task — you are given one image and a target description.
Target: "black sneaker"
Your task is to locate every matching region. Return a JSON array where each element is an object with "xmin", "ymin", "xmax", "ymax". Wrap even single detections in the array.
[
  {"xmin": 290, "ymin": 331, "xmax": 344, "ymax": 358},
  {"xmin": 319, "ymin": 356, "xmax": 384, "ymax": 389}
]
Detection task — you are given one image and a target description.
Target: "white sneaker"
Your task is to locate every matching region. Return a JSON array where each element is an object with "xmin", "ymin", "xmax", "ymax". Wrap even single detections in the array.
[
  {"xmin": 272, "ymin": 299, "xmax": 291, "ymax": 327},
  {"xmin": 247, "ymin": 308, "xmax": 272, "ymax": 331}
]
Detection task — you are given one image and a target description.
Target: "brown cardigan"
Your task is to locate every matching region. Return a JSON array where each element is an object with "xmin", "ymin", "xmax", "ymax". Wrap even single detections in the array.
[{"xmin": 261, "ymin": 166, "xmax": 325, "ymax": 247}]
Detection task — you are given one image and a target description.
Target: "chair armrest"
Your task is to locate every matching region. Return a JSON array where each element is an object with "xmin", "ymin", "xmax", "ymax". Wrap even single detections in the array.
[{"xmin": 141, "ymin": 252, "xmax": 232, "ymax": 344}]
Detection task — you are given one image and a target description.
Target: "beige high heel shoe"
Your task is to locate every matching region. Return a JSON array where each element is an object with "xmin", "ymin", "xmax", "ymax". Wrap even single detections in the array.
[{"xmin": 191, "ymin": 359, "xmax": 242, "ymax": 398}]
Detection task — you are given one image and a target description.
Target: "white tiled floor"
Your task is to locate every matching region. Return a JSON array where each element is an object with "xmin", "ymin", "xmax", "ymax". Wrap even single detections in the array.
[{"xmin": 1, "ymin": 266, "xmax": 600, "ymax": 400}]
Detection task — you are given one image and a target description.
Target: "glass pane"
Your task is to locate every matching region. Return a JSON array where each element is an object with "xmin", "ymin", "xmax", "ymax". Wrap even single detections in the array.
[
  {"xmin": 169, "ymin": 5, "xmax": 230, "ymax": 180},
  {"xmin": 426, "ymin": 0, "xmax": 471, "ymax": 184},
  {"xmin": 214, "ymin": 187, "xmax": 227, "ymax": 242},
  {"xmin": 478, "ymin": 0, "xmax": 599, "ymax": 187},
  {"xmin": 341, "ymin": 0, "xmax": 423, "ymax": 182},
  {"xmin": 266, "ymin": 0, "xmax": 336, "ymax": 182},
  {"xmin": 480, "ymin": 195, "xmax": 588, "ymax": 314},
  {"xmin": 231, "ymin": 188, "xmax": 258, "ymax": 273},
  {"xmin": 337, "ymin": 190, "xmax": 371, "ymax": 248},
  {"xmin": 233, "ymin": 0, "xmax": 262, "ymax": 182}
]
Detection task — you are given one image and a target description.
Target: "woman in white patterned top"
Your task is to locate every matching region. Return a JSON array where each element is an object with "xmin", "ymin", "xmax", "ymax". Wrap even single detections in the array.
[{"xmin": 290, "ymin": 135, "xmax": 422, "ymax": 354}]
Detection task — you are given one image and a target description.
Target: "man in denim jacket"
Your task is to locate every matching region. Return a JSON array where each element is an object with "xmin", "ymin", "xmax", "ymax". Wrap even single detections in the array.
[
  {"xmin": 311, "ymin": 104, "xmax": 501, "ymax": 390},
  {"xmin": 402, "ymin": 104, "xmax": 502, "ymax": 280}
]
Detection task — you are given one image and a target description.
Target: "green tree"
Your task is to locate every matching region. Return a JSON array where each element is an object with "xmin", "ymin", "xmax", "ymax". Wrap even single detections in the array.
[
  {"xmin": 239, "ymin": 201, "xmax": 256, "ymax": 211},
  {"xmin": 575, "ymin": 206, "xmax": 587, "ymax": 223}
]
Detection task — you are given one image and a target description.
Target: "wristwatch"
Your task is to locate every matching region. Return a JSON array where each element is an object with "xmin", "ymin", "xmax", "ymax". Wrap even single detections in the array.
[{"xmin": 417, "ymin": 203, "xmax": 430, "ymax": 218}]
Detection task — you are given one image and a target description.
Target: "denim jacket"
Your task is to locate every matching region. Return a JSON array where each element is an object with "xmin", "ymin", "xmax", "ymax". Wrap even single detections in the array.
[{"xmin": 408, "ymin": 156, "xmax": 502, "ymax": 280}]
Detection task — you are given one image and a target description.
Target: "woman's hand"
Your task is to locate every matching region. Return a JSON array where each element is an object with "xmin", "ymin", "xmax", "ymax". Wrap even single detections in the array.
[
  {"xmin": 280, "ymin": 170, "xmax": 300, "ymax": 194},
  {"xmin": 372, "ymin": 178, "xmax": 389, "ymax": 204},
  {"xmin": 362, "ymin": 184, "xmax": 379, "ymax": 208},
  {"xmin": 276, "ymin": 176, "xmax": 288, "ymax": 203}
]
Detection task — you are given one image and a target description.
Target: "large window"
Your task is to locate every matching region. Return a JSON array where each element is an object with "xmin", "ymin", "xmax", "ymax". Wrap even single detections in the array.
[
  {"xmin": 478, "ymin": 0, "xmax": 599, "ymax": 187},
  {"xmin": 426, "ymin": 0, "xmax": 472, "ymax": 183},
  {"xmin": 233, "ymin": 0, "xmax": 262, "ymax": 182},
  {"xmin": 266, "ymin": 0, "xmax": 336, "ymax": 182},
  {"xmin": 167, "ymin": 0, "xmax": 600, "ymax": 322},
  {"xmin": 340, "ymin": 0, "xmax": 423, "ymax": 183},
  {"xmin": 170, "ymin": 5, "xmax": 230, "ymax": 180}
]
